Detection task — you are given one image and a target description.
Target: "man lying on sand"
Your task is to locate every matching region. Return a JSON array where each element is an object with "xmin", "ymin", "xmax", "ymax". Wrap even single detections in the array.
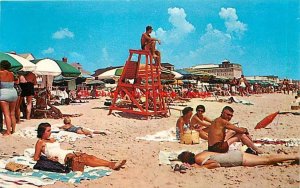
[
  {"xmin": 59, "ymin": 117, "xmax": 107, "ymax": 137},
  {"xmin": 178, "ymin": 150, "xmax": 299, "ymax": 169},
  {"xmin": 208, "ymin": 106, "xmax": 263, "ymax": 154}
]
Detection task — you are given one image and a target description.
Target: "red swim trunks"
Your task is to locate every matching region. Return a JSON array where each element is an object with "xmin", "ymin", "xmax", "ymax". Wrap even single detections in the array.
[{"xmin": 208, "ymin": 141, "xmax": 229, "ymax": 153}]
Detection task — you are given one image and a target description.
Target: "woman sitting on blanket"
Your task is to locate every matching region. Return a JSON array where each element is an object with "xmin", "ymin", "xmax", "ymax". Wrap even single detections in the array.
[
  {"xmin": 176, "ymin": 107, "xmax": 193, "ymax": 140},
  {"xmin": 190, "ymin": 105, "xmax": 212, "ymax": 140},
  {"xmin": 178, "ymin": 150, "xmax": 299, "ymax": 169},
  {"xmin": 59, "ymin": 117, "xmax": 107, "ymax": 137},
  {"xmin": 34, "ymin": 123, "xmax": 126, "ymax": 170}
]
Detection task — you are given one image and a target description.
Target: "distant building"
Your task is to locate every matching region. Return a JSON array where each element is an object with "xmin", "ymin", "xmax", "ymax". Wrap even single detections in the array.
[
  {"xmin": 18, "ymin": 53, "xmax": 35, "ymax": 60},
  {"xmin": 71, "ymin": 62, "xmax": 91, "ymax": 77},
  {"xmin": 190, "ymin": 60, "xmax": 242, "ymax": 79},
  {"xmin": 246, "ymin": 75, "xmax": 279, "ymax": 83},
  {"xmin": 161, "ymin": 63, "xmax": 174, "ymax": 71}
]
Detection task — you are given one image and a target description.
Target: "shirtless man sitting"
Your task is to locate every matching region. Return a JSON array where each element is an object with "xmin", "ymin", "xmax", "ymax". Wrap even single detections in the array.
[
  {"xmin": 190, "ymin": 105, "xmax": 212, "ymax": 140},
  {"xmin": 208, "ymin": 106, "xmax": 263, "ymax": 154},
  {"xmin": 141, "ymin": 25, "xmax": 161, "ymax": 65}
]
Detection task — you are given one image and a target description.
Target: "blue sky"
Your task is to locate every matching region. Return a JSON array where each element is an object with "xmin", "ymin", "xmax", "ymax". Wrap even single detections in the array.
[{"xmin": 0, "ymin": 0, "xmax": 299, "ymax": 79}]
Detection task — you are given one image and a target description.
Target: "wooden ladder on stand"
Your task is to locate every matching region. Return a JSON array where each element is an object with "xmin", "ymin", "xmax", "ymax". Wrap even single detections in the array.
[{"xmin": 108, "ymin": 49, "xmax": 168, "ymax": 118}]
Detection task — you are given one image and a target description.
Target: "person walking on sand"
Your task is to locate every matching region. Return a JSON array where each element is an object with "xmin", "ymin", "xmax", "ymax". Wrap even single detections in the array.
[
  {"xmin": 141, "ymin": 25, "xmax": 161, "ymax": 65},
  {"xmin": 208, "ymin": 106, "xmax": 263, "ymax": 154}
]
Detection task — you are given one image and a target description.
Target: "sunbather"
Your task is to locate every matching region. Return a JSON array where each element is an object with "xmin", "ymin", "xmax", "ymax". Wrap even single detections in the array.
[
  {"xmin": 59, "ymin": 117, "xmax": 107, "ymax": 137},
  {"xmin": 178, "ymin": 150, "xmax": 299, "ymax": 169},
  {"xmin": 34, "ymin": 123, "xmax": 126, "ymax": 171},
  {"xmin": 190, "ymin": 105, "xmax": 212, "ymax": 140},
  {"xmin": 208, "ymin": 106, "xmax": 263, "ymax": 154},
  {"xmin": 176, "ymin": 107, "xmax": 193, "ymax": 140}
]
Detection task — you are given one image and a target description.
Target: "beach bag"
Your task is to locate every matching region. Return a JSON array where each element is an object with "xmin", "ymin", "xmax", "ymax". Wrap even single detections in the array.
[
  {"xmin": 65, "ymin": 152, "xmax": 86, "ymax": 172},
  {"xmin": 180, "ymin": 130, "xmax": 200, "ymax": 145},
  {"xmin": 5, "ymin": 162, "xmax": 31, "ymax": 172},
  {"xmin": 33, "ymin": 155, "xmax": 70, "ymax": 173}
]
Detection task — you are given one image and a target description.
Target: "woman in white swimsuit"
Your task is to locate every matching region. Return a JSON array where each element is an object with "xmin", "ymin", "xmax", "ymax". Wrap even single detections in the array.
[{"xmin": 33, "ymin": 123, "xmax": 126, "ymax": 171}]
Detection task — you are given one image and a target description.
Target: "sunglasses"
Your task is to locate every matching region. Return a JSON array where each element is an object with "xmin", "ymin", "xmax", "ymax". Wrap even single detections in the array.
[{"xmin": 197, "ymin": 110, "xmax": 205, "ymax": 113}]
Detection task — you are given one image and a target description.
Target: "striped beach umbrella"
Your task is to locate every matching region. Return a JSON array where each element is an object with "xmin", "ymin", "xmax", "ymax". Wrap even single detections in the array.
[{"xmin": 0, "ymin": 52, "xmax": 36, "ymax": 72}]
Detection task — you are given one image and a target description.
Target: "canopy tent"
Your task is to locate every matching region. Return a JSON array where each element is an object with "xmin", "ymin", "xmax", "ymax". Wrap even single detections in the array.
[
  {"xmin": 171, "ymin": 70, "xmax": 183, "ymax": 79},
  {"xmin": 32, "ymin": 59, "xmax": 81, "ymax": 77},
  {"xmin": 0, "ymin": 52, "xmax": 36, "ymax": 72}
]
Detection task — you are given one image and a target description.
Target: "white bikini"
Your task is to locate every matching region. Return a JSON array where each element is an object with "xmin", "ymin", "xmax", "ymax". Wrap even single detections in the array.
[{"xmin": 44, "ymin": 142, "xmax": 73, "ymax": 164}]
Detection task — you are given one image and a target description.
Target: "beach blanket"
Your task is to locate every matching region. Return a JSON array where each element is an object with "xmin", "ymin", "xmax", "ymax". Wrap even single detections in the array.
[
  {"xmin": 0, "ymin": 148, "xmax": 111, "ymax": 187},
  {"xmin": 254, "ymin": 138, "xmax": 300, "ymax": 147},
  {"xmin": 229, "ymin": 96, "xmax": 254, "ymax": 105},
  {"xmin": 136, "ymin": 128, "xmax": 178, "ymax": 142},
  {"xmin": 15, "ymin": 124, "xmax": 109, "ymax": 142}
]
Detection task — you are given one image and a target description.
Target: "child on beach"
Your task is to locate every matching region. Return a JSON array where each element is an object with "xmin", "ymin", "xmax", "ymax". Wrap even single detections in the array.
[{"xmin": 59, "ymin": 117, "xmax": 107, "ymax": 137}]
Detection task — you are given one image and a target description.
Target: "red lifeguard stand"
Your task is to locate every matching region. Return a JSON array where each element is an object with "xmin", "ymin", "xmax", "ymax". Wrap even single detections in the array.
[{"xmin": 108, "ymin": 49, "xmax": 168, "ymax": 117}]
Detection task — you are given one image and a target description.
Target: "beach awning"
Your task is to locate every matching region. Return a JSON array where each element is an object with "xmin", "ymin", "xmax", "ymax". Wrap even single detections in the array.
[{"xmin": 98, "ymin": 68, "xmax": 123, "ymax": 79}]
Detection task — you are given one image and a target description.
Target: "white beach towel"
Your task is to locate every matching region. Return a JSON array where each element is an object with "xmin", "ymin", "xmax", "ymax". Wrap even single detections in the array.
[{"xmin": 136, "ymin": 128, "xmax": 178, "ymax": 142}]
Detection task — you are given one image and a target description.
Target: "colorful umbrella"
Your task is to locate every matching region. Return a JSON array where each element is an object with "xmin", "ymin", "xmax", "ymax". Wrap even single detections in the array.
[
  {"xmin": 32, "ymin": 59, "xmax": 81, "ymax": 77},
  {"xmin": 254, "ymin": 111, "xmax": 279, "ymax": 129},
  {"xmin": 0, "ymin": 52, "xmax": 36, "ymax": 72}
]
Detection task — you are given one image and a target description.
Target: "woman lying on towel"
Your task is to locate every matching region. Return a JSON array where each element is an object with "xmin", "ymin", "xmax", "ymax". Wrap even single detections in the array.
[
  {"xmin": 178, "ymin": 150, "xmax": 299, "ymax": 169},
  {"xmin": 33, "ymin": 123, "xmax": 126, "ymax": 171}
]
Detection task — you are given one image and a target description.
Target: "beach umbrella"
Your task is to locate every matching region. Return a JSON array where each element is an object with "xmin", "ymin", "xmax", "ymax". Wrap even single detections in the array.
[
  {"xmin": 0, "ymin": 52, "xmax": 36, "ymax": 72},
  {"xmin": 254, "ymin": 111, "xmax": 279, "ymax": 129},
  {"xmin": 32, "ymin": 58, "xmax": 81, "ymax": 77},
  {"xmin": 171, "ymin": 70, "xmax": 183, "ymax": 79},
  {"xmin": 86, "ymin": 79, "xmax": 105, "ymax": 86},
  {"xmin": 97, "ymin": 68, "xmax": 123, "ymax": 79}
]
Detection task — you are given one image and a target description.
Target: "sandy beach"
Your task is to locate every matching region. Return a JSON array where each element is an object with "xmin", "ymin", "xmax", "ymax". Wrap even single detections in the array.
[{"xmin": 0, "ymin": 93, "xmax": 299, "ymax": 188}]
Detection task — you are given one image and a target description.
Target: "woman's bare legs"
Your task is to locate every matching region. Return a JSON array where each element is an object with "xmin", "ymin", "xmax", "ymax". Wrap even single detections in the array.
[
  {"xmin": 9, "ymin": 101, "xmax": 17, "ymax": 133},
  {"xmin": 82, "ymin": 154, "xmax": 126, "ymax": 170},
  {"xmin": 26, "ymin": 96, "xmax": 33, "ymax": 120},
  {"xmin": 0, "ymin": 101, "xmax": 11, "ymax": 135},
  {"xmin": 15, "ymin": 96, "xmax": 21, "ymax": 124},
  {"xmin": 243, "ymin": 153, "xmax": 299, "ymax": 167}
]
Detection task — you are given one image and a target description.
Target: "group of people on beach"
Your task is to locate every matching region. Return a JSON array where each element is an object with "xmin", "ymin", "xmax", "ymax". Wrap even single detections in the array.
[
  {"xmin": 0, "ymin": 60, "xmax": 37, "ymax": 136},
  {"xmin": 176, "ymin": 105, "xmax": 299, "ymax": 169}
]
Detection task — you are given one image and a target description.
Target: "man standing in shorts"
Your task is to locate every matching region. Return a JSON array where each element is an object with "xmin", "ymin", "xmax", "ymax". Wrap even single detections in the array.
[{"xmin": 208, "ymin": 106, "xmax": 262, "ymax": 154}]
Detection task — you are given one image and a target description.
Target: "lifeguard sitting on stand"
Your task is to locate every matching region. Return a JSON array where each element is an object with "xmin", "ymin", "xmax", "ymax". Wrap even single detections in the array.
[{"xmin": 141, "ymin": 25, "xmax": 161, "ymax": 65}]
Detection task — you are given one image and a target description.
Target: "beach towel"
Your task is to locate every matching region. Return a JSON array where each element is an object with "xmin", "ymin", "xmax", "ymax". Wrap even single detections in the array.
[
  {"xmin": 0, "ymin": 148, "xmax": 111, "ymax": 186},
  {"xmin": 15, "ymin": 124, "xmax": 109, "ymax": 142},
  {"xmin": 229, "ymin": 96, "xmax": 254, "ymax": 105},
  {"xmin": 136, "ymin": 128, "xmax": 178, "ymax": 142},
  {"xmin": 253, "ymin": 138, "xmax": 300, "ymax": 147}
]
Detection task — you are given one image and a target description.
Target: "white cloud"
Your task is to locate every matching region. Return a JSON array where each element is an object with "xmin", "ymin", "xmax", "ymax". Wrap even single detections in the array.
[
  {"xmin": 100, "ymin": 47, "xmax": 113, "ymax": 66},
  {"xmin": 52, "ymin": 28, "xmax": 74, "ymax": 39},
  {"xmin": 42, "ymin": 47, "xmax": 54, "ymax": 54},
  {"xmin": 219, "ymin": 8, "xmax": 247, "ymax": 37},
  {"xmin": 171, "ymin": 8, "xmax": 246, "ymax": 68},
  {"xmin": 156, "ymin": 7, "xmax": 195, "ymax": 44}
]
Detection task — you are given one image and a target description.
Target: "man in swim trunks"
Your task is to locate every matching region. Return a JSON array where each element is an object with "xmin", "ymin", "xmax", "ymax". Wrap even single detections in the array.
[
  {"xmin": 208, "ymin": 106, "xmax": 263, "ymax": 154},
  {"xmin": 141, "ymin": 25, "xmax": 161, "ymax": 65}
]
